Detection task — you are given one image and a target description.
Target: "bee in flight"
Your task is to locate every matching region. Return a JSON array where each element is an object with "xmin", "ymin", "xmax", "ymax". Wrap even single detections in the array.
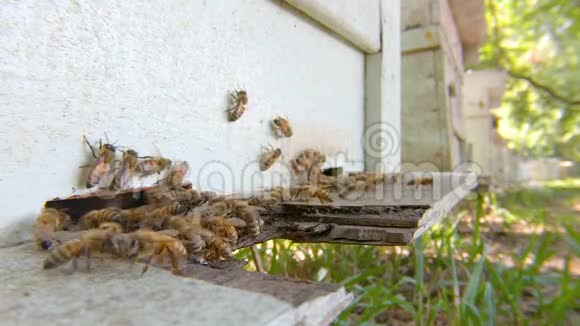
[{"xmin": 226, "ymin": 90, "xmax": 248, "ymax": 122}]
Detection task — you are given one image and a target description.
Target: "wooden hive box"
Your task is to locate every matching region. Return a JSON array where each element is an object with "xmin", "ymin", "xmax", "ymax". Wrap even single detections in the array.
[{"xmin": 401, "ymin": 0, "xmax": 487, "ymax": 171}]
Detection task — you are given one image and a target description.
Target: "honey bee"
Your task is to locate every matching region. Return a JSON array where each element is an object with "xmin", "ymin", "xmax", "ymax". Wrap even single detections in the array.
[
  {"xmin": 247, "ymin": 195, "xmax": 274, "ymax": 207},
  {"xmin": 140, "ymin": 202, "xmax": 186, "ymax": 230},
  {"xmin": 248, "ymin": 188, "xmax": 287, "ymax": 207},
  {"xmin": 144, "ymin": 187, "xmax": 184, "ymax": 205},
  {"xmin": 145, "ymin": 187, "xmax": 215, "ymax": 209},
  {"xmin": 204, "ymin": 236, "xmax": 234, "ymax": 261},
  {"xmin": 233, "ymin": 204, "xmax": 261, "ymax": 237},
  {"xmin": 272, "ymin": 116, "xmax": 293, "ymax": 137},
  {"xmin": 291, "ymin": 185, "xmax": 333, "ymax": 204},
  {"xmin": 291, "ymin": 149, "xmax": 325, "ymax": 175},
  {"xmin": 269, "ymin": 186, "xmax": 292, "ymax": 202},
  {"xmin": 407, "ymin": 176, "xmax": 433, "ymax": 188},
  {"xmin": 226, "ymin": 90, "xmax": 248, "ymax": 122},
  {"xmin": 167, "ymin": 215, "xmax": 208, "ymax": 254},
  {"xmin": 34, "ymin": 208, "xmax": 71, "ymax": 250},
  {"xmin": 136, "ymin": 156, "xmax": 172, "ymax": 177},
  {"xmin": 353, "ymin": 172, "xmax": 387, "ymax": 189},
  {"xmin": 148, "ymin": 202, "xmax": 186, "ymax": 219},
  {"xmin": 111, "ymin": 149, "xmax": 139, "ymax": 191},
  {"xmin": 121, "ymin": 204, "xmax": 156, "ymax": 229},
  {"xmin": 317, "ymin": 174, "xmax": 341, "ymax": 189},
  {"xmin": 43, "ymin": 227, "xmax": 122, "ymax": 271},
  {"xmin": 43, "ymin": 239, "xmax": 85, "ymax": 270},
  {"xmin": 83, "ymin": 136, "xmax": 117, "ymax": 188},
  {"xmin": 260, "ymin": 146, "xmax": 282, "ymax": 171},
  {"xmin": 336, "ymin": 172, "xmax": 391, "ymax": 198},
  {"xmin": 80, "ymin": 208, "xmax": 123, "ymax": 230},
  {"xmin": 203, "ymin": 215, "xmax": 246, "ymax": 245},
  {"xmin": 125, "ymin": 230, "xmax": 188, "ymax": 275},
  {"xmin": 308, "ymin": 168, "xmax": 322, "ymax": 183},
  {"xmin": 208, "ymin": 197, "xmax": 238, "ymax": 216},
  {"xmin": 163, "ymin": 161, "xmax": 189, "ymax": 189},
  {"xmin": 338, "ymin": 178, "xmax": 366, "ymax": 198},
  {"xmin": 98, "ymin": 222, "xmax": 124, "ymax": 233}
]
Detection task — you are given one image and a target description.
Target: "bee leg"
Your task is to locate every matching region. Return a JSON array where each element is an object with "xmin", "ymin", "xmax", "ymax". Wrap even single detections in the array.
[
  {"xmin": 83, "ymin": 135, "xmax": 97, "ymax": 159},
  {"xmin": 140, "ymin": 254, "xmax": 154, "ymax": 276},
  {"xmin": 168, "ymin": 250, "xmax": 183, "ymax": 275},
  {"xmin": 85, "ymin": 247, "xmax": 92, "ymax": 272},
  {"xmin": 141, "ymin": 246, "xmax": 163, "ymax": 276},
  {"xmin": 85, "ymin": 140, "xmax": 98, "ymax": 159},
  {"xmin": 72, "ymin": 257, "xmax": 78, "ymax": 272}
]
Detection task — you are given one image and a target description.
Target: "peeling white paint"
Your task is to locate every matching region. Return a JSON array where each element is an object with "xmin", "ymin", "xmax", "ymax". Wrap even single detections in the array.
[{"xmin": 0, "ymin": 0, "xmax": 366, "ymax": 230}]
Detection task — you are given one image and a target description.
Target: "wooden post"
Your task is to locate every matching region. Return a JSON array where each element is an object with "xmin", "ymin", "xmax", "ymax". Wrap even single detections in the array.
[{"xmin": 364, "ymin": 0, "xmax": 401, "ymax": 173}]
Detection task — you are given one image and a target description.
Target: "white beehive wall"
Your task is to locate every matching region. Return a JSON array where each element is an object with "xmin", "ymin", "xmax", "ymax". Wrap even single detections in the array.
[{"xmin": 0, "ymin": 0, "xmax": 368, "ymax": 231}]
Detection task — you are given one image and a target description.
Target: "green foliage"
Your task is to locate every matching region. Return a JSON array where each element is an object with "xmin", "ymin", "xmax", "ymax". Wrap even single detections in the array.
[
  {"xmin": 235, "ymin": 180, "xmax": 580, "ymax": 324},
  {"xmin": 476, "ymin": 0, "xmax": 580, "ymax": 159}
]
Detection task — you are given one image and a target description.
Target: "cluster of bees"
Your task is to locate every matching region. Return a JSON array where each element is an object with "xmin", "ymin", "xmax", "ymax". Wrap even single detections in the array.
[
  {"xmin": 34, "ymin": 89, "xmax": 433, "ymax": 276},
  {"xmin": 36, "ymin": 184, "xmax": 263, "ymax": 275}
]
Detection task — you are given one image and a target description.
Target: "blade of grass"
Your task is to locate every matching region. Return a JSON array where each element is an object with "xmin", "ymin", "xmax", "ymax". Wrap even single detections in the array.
[
  {"xmin": 461, "ymin": 247, "xmax": 486, "ymax": 324},
  {"xmin": 414, "ymin": 236, "xmax": 425, "ymax": 326},
  {"xmin": 484, "ymin": 282, "xmax": 496, "ymax": 326}
]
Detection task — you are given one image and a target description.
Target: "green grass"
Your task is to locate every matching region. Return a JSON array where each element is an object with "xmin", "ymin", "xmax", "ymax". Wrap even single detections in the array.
[{"xmin": 236, "ymin": 179, "xmax": 580, "ymax": 325}]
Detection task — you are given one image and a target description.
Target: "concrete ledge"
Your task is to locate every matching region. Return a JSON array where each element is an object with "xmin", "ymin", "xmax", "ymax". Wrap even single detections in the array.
[{"xmin": 0, "ymin": 243, "xmax": 352, "ymax": 326}]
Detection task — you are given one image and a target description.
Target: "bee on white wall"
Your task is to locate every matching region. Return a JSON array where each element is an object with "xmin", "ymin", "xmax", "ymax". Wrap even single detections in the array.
[{"xmin": 226, "ymin": 90, "xmax": 248, "ymax": 122}]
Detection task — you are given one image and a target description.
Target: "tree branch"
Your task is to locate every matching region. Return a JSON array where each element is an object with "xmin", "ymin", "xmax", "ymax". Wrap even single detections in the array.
[
  {"xmin": 508, "ymin": 71, "xmax": 580, "ymax": 107},
  {"xmin": 485, "ymin": 0, "xmax": 579, "ymax": 110}
]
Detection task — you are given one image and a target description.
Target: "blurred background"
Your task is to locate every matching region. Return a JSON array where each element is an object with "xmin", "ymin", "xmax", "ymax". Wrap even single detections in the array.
[{"xmin": 237, "ymin": 0, "xmax": 579, "ymax": 324}]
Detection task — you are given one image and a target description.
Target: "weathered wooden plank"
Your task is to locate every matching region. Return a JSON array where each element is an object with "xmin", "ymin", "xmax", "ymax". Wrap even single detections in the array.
[
  {"xmin": 41, "ymin": 173, "xmax": 478, "ymax": 248},
  {"xmin": 236, "ymin": 219, "xmax": 415, "ymax": 247},
  {"xmin": 44, "ymin": 184, "xmax": 192, "ymax": 222},
  {"xmin": 414, "ymin": 176, "xmax": 478, "ymax": 238},
  {"xmin": 44, "ymin": 190, "xmax": 146, "ymax": 221},
  {"xmin": 280, "ymin": 203, "xmax": 427, "ymax": 228}
]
